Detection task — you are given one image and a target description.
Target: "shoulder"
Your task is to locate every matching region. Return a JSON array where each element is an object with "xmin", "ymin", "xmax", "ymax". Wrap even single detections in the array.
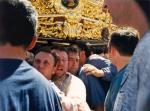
[
  {"xmin": 88, "ymin": 54, "xmax": 111, "ymax": 66},
  {"xmin": 67, "ymin": 73, "xmax": 86, "ymax": 89},
  {"xmin": 89, "ymin": 54, "xmax": 106, "ymax": 61},
  {"xmin": 17, "ymin": 62, "xmax": 62, "ymax": 110},
  {"xmin": 20, "ymin": 61, "xmax": 56, "ymax": 92},
  {"xmin": 20, "ymin": 61, "xmax": 48, "ymax": 80},
  {"xmin": 70, "ymin": 73, "xmax": 84, "ymax": 84}
]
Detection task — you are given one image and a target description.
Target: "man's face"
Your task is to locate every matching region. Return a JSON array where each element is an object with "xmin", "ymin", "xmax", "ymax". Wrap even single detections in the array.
[
  {"xmin": 33, "ymin": 52, "xmax": 55, "ymax": 80},
  {"xmin": 79, "ymin": 50, "xmax": 86, "ymax": 66},
  {"xmin": 52, "ymin": 50, "xmax": 68, "ymax": 77},
  {"xmin": 68, "ymin": 52, "xmax": 80, "ymax": 75}
]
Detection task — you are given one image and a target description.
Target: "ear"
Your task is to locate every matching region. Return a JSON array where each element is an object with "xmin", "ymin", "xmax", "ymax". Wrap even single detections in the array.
[
  {"xmin": 80, "ymin": 50, "xmax": 86, "ymax": 56},
  {"xmin": 52, "ymin": 66, "xmax": 57, "ymax": 76},
  {"xmin": 27, "ymin": 37, "xmax": 37, "ymax": 50},
  {"xmin": 110, "ymin": 46, "xmax": 117, "ymax": 56}
]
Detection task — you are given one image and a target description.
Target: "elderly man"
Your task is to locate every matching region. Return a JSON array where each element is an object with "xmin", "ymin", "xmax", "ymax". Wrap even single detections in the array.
[{"xmin": 103, "ymin": 0, "xmax": 150, "ymax": 111}]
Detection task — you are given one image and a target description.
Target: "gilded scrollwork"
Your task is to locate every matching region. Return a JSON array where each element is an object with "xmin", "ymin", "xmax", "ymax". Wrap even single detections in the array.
[
  {"xmin": 63, "ymin": 13, "xmax": 82, "ymax": 38},
  {"xmin": 30, "ymin": 0, "xmax": 113, "ymax": 40}
]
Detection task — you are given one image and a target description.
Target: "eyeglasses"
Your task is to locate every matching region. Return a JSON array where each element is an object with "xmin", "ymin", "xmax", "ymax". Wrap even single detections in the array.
[{"xmin": 68, "ymin": 58, "xmax": 80, "ymax": 62}]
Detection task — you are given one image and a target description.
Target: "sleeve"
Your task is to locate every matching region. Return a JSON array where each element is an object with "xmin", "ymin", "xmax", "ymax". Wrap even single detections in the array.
[
  {"xmin": 78, "ymin": 67, "xmax": 88, "ymax": 92},
  {"xmin": 101, "ymin": 63, "xmax": 118, "ymax": 81},
  {"xmin": 136, "ymin": 49, "xmax": 150, "ymax": 111},
  {"xmin": 88, "ymin": 58, "xmax": 117, "ymax": 81},
  {"xmin": 30, "ymin": 80, "xmax": 62, "ymax": 111},
  {"xmin": 79, "ymin": 67, "xmax": 106, "ymax": 109}
]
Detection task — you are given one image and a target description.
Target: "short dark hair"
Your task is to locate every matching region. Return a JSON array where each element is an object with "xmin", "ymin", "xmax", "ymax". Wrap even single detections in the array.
[
  {"xmin": 0, "ymin": 0, "xmax": 38, "ymax": 48},
  {"xmin": 67, "ymin": 46, "xmax": 79, "ymax": 54},
  {"xmin": 92, "ymin": 47, "xmax": 104, "ymax": 55},
  {"xmin": 109, "ymin": 28, "xmax": 139, "ymax": 56},
  {"xmin": 135, "ymin": 0, "xmax": 150, "ymax": 24},
  {"xmin": 74, "ymin": 41, "xmax": 91, "ymax": 58},
  {"xmin": 35, "ymin": 47, "xmax": 59, "ymax": 66},
  {"xmin": 51, "ymin": 45, "xmax": 68, "ymax": 53}
]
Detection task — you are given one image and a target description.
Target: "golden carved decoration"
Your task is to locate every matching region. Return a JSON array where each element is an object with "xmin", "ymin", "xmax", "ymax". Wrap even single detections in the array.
[{"xmin": 30, "ymin": 0, "xmax": 114, "ymax": 40}]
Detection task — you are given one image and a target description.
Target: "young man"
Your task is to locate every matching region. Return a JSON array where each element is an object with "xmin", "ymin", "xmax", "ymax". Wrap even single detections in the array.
[
  {"xmin": 51, "ymin": 46, "xmax": 87, "ymax": 100},
  {"xmin": 105, "ymin": 28, "xmax": 139, "ymax": 111},
  {"xmin": 67, "ymin": 46, "xmax": 80, "ymax": 76},
  {"xmin": 51, "ymin": 46, "xmax": 91, "ymax": 111},
  {"xmin": 0, "ymin": 0, "xmax": 62, "ymax": 110},
  {"xmin": 103, "ymin": 0, "xmax": 150, "ymax": 111}
]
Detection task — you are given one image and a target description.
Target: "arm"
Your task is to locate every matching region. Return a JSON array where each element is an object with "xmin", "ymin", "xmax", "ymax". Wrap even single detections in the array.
[
  {"xmin": 82, "ymin": 64, "xmax": 105, "ymax": 77},
  {"xmin": 82, "ymin": 63, "xmax": 117, "ymax": 81}
]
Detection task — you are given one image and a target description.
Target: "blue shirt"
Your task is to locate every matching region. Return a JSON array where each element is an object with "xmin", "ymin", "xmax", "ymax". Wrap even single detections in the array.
[
  {"xmin": 79, "ymin": 54, "xmax": 117, "ymax": 110},
  {"xmin": 114, "ymin": 31, "xmax": 150, "ymax": 111},
  {"xmin": 105, "ymin": 66, "xmax": 127, "ymax": 111},
  {"xmin": 0, "ymin": 59, "xmax": 62, "ymax": 111}
]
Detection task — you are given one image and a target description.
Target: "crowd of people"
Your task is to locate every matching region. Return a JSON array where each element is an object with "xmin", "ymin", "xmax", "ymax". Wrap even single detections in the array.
[{"xmin": 0, "ymin": 0, "xmax": 150, "ymax": 111}]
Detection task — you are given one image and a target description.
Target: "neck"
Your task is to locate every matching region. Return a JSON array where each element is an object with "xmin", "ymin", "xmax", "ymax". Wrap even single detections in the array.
[
  {"xmin": 115, "ymin": 56, "xmax": 131, "ymax": 71},
  {"xmin": 0, "ymin": 44, "xmax": 26, "ymax": 60}
]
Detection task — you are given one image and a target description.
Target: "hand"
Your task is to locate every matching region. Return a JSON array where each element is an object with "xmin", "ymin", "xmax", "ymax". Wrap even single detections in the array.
[
  {"xmin": 82, "ymin": 64, "xmax": 104, "ymax": 77},
  {"xmin": 78, "ymin": 102, "xmax": 91, "ymax": 111}
]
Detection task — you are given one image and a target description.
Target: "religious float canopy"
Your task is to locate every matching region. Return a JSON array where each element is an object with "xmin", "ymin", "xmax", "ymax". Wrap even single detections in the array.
[{"xmin": 30, "ymin": 0, "xmax": 118, "ymax": 42}]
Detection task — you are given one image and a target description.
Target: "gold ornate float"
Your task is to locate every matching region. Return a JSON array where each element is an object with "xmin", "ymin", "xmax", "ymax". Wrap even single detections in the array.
[{"xmin": 30, "ymin": 0, "xmax": 117, "ymax": 40}]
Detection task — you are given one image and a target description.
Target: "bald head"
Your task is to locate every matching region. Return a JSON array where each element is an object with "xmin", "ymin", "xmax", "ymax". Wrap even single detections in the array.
[
  {"xmin": 104, "ymin": 0, "xmax": 149, "ymax": 36},
  {"xmin": 135, "ymin": 0, "xmax": 150, "ymax": 24}
]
